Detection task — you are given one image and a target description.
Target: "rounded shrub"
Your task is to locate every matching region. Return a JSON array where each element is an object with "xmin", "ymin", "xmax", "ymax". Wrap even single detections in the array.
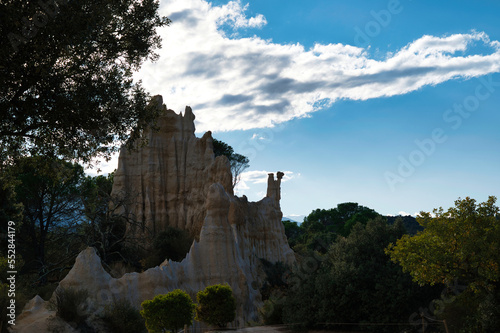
[
  {"xmin": 196, "ymin": 284, "xmax": 236, "ymax": 328},
  {"xmin": 140, "ymin": 289, "xmax": 195, "ymax": 333}
]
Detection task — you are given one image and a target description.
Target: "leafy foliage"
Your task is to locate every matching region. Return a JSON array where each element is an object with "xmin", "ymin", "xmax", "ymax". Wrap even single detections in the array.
[
  {"xmin": 195, "ymin": 284, "xmax": 236, "ymax": 328},
  {"xmin": 0, "ymin": 0, "xmax": 169, "ymax": 163},
  {"xmin": 103, "ymin": 298, "xmax": 146, "ymax": 333},
  {"xmin": 386, "ymin": 215, "xmax": 423, "ymax": 235},
  {"xmin": 213, "ymin": 138, "xmax": 249, "ymax": 187},
  {"xmin": 282, "ymin": 220, "xmax": 303, "ymax": 248},
  {"xmin": 7, "ymin": 156, "xmax": 85, "ymax": 281},
  {"xmin": 386, "ymin": 196, "xmax": 500, "ymax": 332},
  {"xmin": 282, "ymin": 218, "xmax": 441, "ymax": 331},
  {"xmin": 386, "ymin": 196, "xmax": 500, "ymax": 290},
  {"xmin": 438, "ymin": 288, "xmax": 500, "ymax": 333},
  {"xmin": 140, "ymin": 289, "xmax": 195, "ymax": 333},
  {"xmin": 286, "ymin": 202, "xmax": 380, "ymax": 255},
  {"xmin": 302, "ymin": 202, "xmax": 380, "ymax": 236}
]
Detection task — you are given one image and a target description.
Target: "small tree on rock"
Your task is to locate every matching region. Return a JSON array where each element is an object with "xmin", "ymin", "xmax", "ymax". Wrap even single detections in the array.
[
  {"xmin": 196, "ymin": 284, "xmax": 236, "ymax": 328},
  {"xmin": 213, "ymin": 139, "xmax": 249, "ymax": 188},
  {"xmin": 140, "ymin": 289, "xmax": 195, "ymax": 333}
]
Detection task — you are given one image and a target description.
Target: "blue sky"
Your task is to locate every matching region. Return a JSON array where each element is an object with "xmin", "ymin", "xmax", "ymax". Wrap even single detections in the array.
[{"xmin": 95, "ymin": 0, "xmax": 500, "ymax": 220}]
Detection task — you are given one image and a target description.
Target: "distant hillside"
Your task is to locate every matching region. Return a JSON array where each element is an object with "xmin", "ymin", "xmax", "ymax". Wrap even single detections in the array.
[
  {"xmin": 386, "ymin": 215, "xmax": 423, "ymax": 235},
  {"xmin": 282, "ymin": 216, "xmax": 305, "ymax": 223},
  {"xmin": 283, "ymin": 213, "xmax": 422, "ymax": 234}
]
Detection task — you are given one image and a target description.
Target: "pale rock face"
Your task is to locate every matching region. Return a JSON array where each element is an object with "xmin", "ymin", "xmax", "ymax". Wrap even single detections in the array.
[
  {"xmin": 11, "ymin": 98, "xmax": 294, "ymax": 332},
  {"xmin": 111, "ymin": 95, "xmax": 234, "ymax": 241}
]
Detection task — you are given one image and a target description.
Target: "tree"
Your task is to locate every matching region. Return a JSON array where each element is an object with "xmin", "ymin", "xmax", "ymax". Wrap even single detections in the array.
[
  {"xmin": 140, "ymin": 290, "xmax": 195, "ymax": 333},
  {"xmin": 283, "ymin": 218, "xmax": 440, "ymax": 330},
  {"xmin": 213, "ymin": 138, "xmax": 249, "ymax": 187},
  {"xmin": 79, "ymin": 173, "xmax": 132, "ymax": 266},
  {"xmin": 290, "ymin": 203, "xmax": 381, "ymax": 254},
  {"xmin": 196, "ymin": 284, "xmax": 236, "ymax": 328},
  {"xmin": 0, "ymin": 0, "xmax": 170, "ymax": 164},
  {"xmin": 302, "ymin": 202, "xmax": 380, "ymax": 236},
  {"xmin": 8, "ymin": 156, "xmax": 85, "ymax": 281},
  {"xmin": 282, "ymin": 220, "xmax": 304, "ymax": 248},
  {"xmin": 386, "ymin": 196, "xmax": 500, "ymax": 291},
  {"xmin": 386, "ymin": 196, "xmax": 500, "ymax": 331}
]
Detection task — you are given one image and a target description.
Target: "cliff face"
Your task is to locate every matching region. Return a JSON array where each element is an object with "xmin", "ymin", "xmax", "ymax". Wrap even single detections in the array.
[
  {"xmin": 111, "ymin": 95, "xmax": 233, "ymax": 240},
  {"xmin": 12, "ymin": 97, "xmax": 295, "ymax": 332}
]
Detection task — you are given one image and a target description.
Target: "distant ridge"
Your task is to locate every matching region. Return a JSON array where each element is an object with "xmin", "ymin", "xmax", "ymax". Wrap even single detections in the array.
[{"xmin": 282, "ymin": 216, "xmax": 305, "ymax": 224}]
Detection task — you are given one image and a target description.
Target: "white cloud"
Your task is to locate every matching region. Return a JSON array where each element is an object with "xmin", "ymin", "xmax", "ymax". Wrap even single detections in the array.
[
  {"xmin": 250, "ymin": 133, "xmax": 269, "ymax": 141},
  {"xmin": 210, "ymin": 1, "xmax": 266, "ymax": 29},
  {"xmin": 396, "ymin": 211, "xmax": 419, "ymax": 217},
  {"xmin": 135, "ymin": 0, "xmax": 500, "ymax": 133},
  {"xmin": 234, "ymin": 170, "xmax": 296, "ymax": 196}
]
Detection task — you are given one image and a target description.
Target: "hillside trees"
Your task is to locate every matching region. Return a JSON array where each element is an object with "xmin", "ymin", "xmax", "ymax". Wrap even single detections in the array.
[
  {"xmin": 302, "ymin": 202, "xmax": 380, "ymax": 236},
  {"xmin": 282, "ymin": 218, "xmax": 440, "ymax": 330},
  {"xmin": 282, "ymin": 220, "xmax": 303, "ymax": 248},
  {"xmin": 289, "ymin": 202, "xmax": 380, "ymax": 254},
  {"xmin": 0, "ymin": 0, "xmax": 169, "ymax": 163}
]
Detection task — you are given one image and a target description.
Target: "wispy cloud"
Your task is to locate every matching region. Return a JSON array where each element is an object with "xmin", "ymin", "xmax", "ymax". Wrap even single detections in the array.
[
  {"xmin": 135, "ymin": 0, "xmax": 500, "ymax": 133},
  {"xmin": 234, "ymin": 170, "xmax": 296, "ymax": 195}
]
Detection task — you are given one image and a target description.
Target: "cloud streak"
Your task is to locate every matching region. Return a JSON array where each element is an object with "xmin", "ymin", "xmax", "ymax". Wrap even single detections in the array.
[
  {"xmin": 135, "ymin": 0, "xmax": 500, "ymax": 132},
  {"xmin": 235, "ymin": 170, "xmax": 296, "ymax": 195}
]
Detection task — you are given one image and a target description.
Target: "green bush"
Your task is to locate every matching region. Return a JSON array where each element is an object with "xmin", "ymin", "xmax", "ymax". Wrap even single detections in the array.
[
  {"xmin": 141, "ymin": 289, "xmax": 195, "ymax": 333},
  {"xmin": 51, "ymin": 287, "xmax": 89, "ymax": 325},
  {"xmin": 196, "ymin": 284, "xmax": 236, "ymax": 328},
  {"xmin": 103, "ymin": 298, "xmax": 146, "ymax": 333}
]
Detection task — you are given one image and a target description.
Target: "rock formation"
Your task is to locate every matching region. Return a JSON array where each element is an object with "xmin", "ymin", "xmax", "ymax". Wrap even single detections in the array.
[
  {"xmin": 11, "ymin": 97, "xmax": 295, "ymax": 332},
  {"xmin": 111, "ymin": 95, "xmax": 234, "ymax": 242}
]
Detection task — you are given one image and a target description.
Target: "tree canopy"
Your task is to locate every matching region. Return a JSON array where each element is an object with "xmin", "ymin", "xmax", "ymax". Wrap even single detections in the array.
[
  {"xmin": 386, "ymin": 196, "xmax": 500, "ymax": 292},
  {"xmin": 196, "ymin": 284, "xmax": 236, "ymax": 328},
  {"xmin": 281, "ymin": 218, "xmax": 440, "ymax": 330},
  {"xmin": 0, "ymin": 0, "xmax": 169, "ymax": 164},
  {"xmin": 141, "ymin": 289, "xmax": 195, "ymax": 333},
  {"xmin": 302, "ymin": 202, "xmax": 380, "ymax": 236},
  {"xmin": 386, "ymin": 196, "xmax": 500, "ymax": 331}
]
